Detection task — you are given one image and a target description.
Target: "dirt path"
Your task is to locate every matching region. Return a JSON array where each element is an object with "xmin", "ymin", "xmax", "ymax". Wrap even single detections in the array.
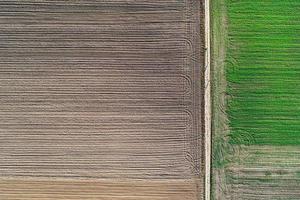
[{"xmin": 204, "ymin": 0, "xmax": 211, "ymax": 199}]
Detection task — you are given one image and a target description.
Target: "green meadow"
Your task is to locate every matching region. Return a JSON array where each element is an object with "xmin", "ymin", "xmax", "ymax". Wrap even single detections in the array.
[
  {"xmin": 212, "ymin": 0, "xmax": 300, "ymax": 199},
  {"xmin": 226, "ymin": 0, "xmax": 300, "ymax": 145}
]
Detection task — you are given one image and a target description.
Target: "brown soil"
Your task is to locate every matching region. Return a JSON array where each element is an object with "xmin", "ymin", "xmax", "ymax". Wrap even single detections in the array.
[{"xmin": 0, "ymin": 0, "xmax": 206, "ymax": 199}]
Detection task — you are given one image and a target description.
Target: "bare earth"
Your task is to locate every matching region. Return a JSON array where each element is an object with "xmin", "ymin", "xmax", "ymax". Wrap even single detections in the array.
[{"xmin": 0, "ymin": 1, "xmax": 206, "ymax": 199}]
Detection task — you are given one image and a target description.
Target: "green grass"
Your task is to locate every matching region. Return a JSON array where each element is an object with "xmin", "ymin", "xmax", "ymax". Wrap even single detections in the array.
[
  {"xmin": 212, "ymin": 1, "xmax": 300, "ymax": 199},
  {"xmin": 211, "ymin": 0, "xmax": 229, "ymax": 169},
  {"xmin": 226, "ymin": 0, "xmax": 300, "ymax": 145}
]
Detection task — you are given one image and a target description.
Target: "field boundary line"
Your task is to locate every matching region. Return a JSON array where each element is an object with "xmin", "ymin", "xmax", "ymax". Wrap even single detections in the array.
[{"xmin": 204, "ymin": 0, "xmax": 211, "ymax": 199}]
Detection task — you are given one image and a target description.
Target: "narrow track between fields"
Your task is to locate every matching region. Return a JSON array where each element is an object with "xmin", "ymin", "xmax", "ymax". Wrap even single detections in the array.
[{"xmin": 204, "ymin": 0, "xmax": 211, "ymax": 199}]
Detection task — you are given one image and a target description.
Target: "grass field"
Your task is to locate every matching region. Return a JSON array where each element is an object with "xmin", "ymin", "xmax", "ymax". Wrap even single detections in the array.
[
  {"xmin": 213, "ymin": 0, "xmax": 300, "ymax": 199},
  {"xmin": 226, "ymin": 0, "xmax": 300, "ymax": 145}
]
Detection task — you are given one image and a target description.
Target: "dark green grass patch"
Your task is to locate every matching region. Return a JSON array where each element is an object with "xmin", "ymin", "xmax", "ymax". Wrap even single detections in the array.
[{"xmin": 226, "ymin": 0, "xmax": 300, "ymax": 145}]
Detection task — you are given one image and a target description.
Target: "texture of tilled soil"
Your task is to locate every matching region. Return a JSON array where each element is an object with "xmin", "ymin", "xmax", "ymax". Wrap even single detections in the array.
[
  {"xmin": 0, "ymin": 0, "xmax": 205, "ymax": 199},
  {"xmin": 226, "ymin": 146, "xmax": 300, "ymax": 200}
]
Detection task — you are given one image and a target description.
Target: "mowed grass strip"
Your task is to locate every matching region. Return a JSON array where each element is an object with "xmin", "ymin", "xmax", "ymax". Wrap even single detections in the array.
[{"xmin": 226, "ymin": 0, "xmax": 300, "ymax": 145}]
